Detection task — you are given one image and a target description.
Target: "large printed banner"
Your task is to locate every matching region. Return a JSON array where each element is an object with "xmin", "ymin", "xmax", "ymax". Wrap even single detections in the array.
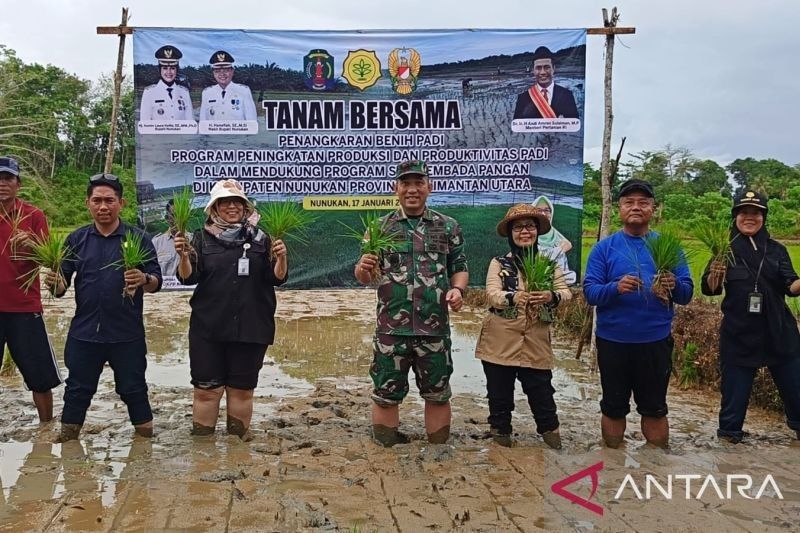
[{"xmin": 133, "ymin": 28, "xmax": 586, "ymax": 289}]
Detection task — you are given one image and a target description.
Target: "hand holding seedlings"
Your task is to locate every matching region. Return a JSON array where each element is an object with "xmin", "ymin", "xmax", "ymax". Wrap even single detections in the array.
[
  {"xmin": 707, "ymin": 260, "xmax": 727, "ymax": 288},
  {"xmin": 43, "ymin": 269, "xmax": 65, "ymax": 296},
  {"xmin": 124, "ymin": 268, "xmax": 147, "ymax": 295},
  {"xmin": 173, "ymin": 234, "xmax": 191, "ymax": 257},
  {"xmin": 355, "ymin": 253, "xmax": 379, "ymax": 281},
  {"xmin": 8, "ymin": 229, "xmax": 34, "ymax": 253},
  {"xmin": 271, "ymin": 239, "xmax": 287, "ymax": 259},
  {"xmin": 655, "ymin": 272, "xmax": 676, "ymax": 291},
  {"xmin": 513, "ymin": 291, "xmax": 532, "ymax": 306},
  {"xmin": 529, "ymin": 291, "xmax": 554, "ymax": 305},
  {"xmin": 617, "ymin": 275, "xmax": 642, "ymax": 294}
]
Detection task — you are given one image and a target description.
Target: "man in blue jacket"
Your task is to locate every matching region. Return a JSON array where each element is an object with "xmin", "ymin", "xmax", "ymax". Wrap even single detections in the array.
[{"xmin": 583, "ymin": 179, "xmax": 693, "ymax": 448}]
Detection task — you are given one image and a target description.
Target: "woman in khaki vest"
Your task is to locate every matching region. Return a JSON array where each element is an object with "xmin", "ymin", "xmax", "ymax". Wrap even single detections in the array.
[{"xmin": 475, "ymin": 204, "xmax": 571, "ymax": 449}]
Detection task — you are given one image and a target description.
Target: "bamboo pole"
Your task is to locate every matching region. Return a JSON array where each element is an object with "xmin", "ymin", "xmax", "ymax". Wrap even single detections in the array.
[
  {"xmin": 103, "ymin": 7, "xmax": 129, "ymax": 174},
  {"xmin": 599, "ymin": 7, "xmax": 621, "ymax": 240}
]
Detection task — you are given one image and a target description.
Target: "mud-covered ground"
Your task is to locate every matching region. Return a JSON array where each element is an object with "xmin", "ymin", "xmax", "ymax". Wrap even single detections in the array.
[{"xmin": 1, "ymin": 290, "xmax": 799, "ymax": 532}]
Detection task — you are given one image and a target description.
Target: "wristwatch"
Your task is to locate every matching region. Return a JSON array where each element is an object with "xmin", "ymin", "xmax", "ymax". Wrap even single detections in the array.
[{"xmin": 144, "ymin": 273, "xmax": 153, "ymax": 286}]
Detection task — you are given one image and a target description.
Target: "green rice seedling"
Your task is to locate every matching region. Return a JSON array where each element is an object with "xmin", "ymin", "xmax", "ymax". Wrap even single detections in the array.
[
  {"xmin": 15, "ymin": 231, "xmax": 72, "ymax": 295},
  {"xmin": 645, "ymin": 229, "xmax": 691, "ymax": 304},
  {"xmin": 678, "ymin": 342, "xmax": 700, "ymax": 389},
  {"xmin": 519, "ymin": 249, "xmax": 561, "ymax": 322},
  {"xmin": 257, "ymin": 201, "xmax": 317, "ymax": 257},
  {"xmin": 693, "ymin": 220, "xmax": 735, "ymax": 267},
  {"xmin": 171, "ymin": 186, "xmax": 197, "ymax": 259},
  {"xmin": 105, "ymin": 230, "xmax": 153, "ymax": 301},
  {"xmin": 171, "ymin": 186, "xmax": 194, "ymax": 235},
  {"xmin": 340, "ymin": 212, "xmax": 401, "ymax": 282}
]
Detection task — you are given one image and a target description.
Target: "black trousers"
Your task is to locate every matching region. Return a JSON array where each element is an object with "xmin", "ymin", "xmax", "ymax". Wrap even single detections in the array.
[{"xmin": 481, "ymin": 360, "xmax": 559, "ymax": 435}]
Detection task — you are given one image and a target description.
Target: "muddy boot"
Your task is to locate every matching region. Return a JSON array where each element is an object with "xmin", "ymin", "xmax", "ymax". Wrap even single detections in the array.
[
  {"xmin": 227, "ymin": 416, "xmax": 250, "ymax": 440},
  {"xmin": 191, "ymin": 422, "xmax": 216, "ymax": 436},
  {"xmin": 56, "ymin": 423, "xmax": 82, "ymax": 443},
  {"xmin": 134, "ymin": 423, "xmax": 154, "ymax": 438},
  {"xmin": 542, "ymin": 430, "xmax": 562, "ymax": 450},
  {"xmin": 490, "ymin": 428, "xmax": 512, "ymax": 447},
  {"xmin": 372, "ymin": 424, "xmax": 409, "ymax": 447},
  {"xmin": 427, "ymin": 425, "xmax": 450, "ymax": 444}
]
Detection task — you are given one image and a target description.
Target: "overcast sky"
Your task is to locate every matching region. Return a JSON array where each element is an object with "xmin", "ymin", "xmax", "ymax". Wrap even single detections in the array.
[{"xmin": 2, "ymin": 0, "xmax": 798, "ymax": 167}]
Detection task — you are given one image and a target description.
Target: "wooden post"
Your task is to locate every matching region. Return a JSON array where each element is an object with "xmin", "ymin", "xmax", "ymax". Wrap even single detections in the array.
[
  {"xmin": 103, "ymin": 7, "xmax": 129, "ymax": 174},
  {"xmin": 599, "ymin": 7, "xmax": 621, "ymax": 239}
]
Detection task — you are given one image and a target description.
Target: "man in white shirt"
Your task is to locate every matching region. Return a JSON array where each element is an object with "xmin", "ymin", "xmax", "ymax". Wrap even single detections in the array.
[
  {"xmin": 199, "ymin": 51, "xmax": 258, "ymax": 121},
  {"xmin": 139, "ymin": 45, "xmax": 193, "ymax": 121}
]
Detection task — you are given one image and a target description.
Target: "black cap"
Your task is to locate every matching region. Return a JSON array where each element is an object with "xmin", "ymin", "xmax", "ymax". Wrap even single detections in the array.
[
  {"xmin": 532, "ymin": 46, "xmax": 554, "ymax": 62},
  {"xmin": 155, "ymin": 45, "xmax": 182, "ymax": 66},
  {"xmin": 0, "ymin": 156, "xmax": 20, "ymax": 179},
  {"xmin": 87, "ymin": 173, "xmax": 123, "ymax": 197},
  {"xmin": 209, "ymin": 51, "xmax": 235, "ymax": 67},
  {"xmin": 732, "ymin": 190, "xmax": 768, "ymax": 213},
  {"xmin": 617, "ymin": 179, "xmax": 655, "ymax": 200}
]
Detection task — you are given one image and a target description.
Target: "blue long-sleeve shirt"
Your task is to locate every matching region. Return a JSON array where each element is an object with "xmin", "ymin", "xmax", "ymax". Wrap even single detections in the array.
[{"xmin": 583, "ymin": 230, "xmax": 693, "ymax": 343}]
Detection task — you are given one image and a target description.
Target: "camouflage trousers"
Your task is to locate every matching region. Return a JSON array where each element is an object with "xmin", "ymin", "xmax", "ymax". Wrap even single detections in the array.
[{"xmin": 370, "ymin": 333, "xmax": 453, "ymax": 406}]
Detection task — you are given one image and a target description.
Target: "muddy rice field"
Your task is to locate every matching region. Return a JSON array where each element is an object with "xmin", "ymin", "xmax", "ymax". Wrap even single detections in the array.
[{"xmin": 1, "ymin": 290, "xmax": 799, "ymax": 531}]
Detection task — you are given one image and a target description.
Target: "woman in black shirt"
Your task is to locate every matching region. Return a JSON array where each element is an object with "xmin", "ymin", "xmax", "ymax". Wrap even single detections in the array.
[
  {"xmin": 175, "ymin": 179, "xmax": 288, "ymax": 438},
  {"xmin": 702, "ymin": 190, "xmax": 800, "ymax": 444}
]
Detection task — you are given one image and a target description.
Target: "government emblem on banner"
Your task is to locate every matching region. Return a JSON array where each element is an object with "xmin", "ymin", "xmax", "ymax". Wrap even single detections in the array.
[
  {"xmin": 342, "ymin": 49, "xmax": 382, "ymax": 91},
  {"xmin": 388, "ymin": 48, "xmax": 420, "ymax": 95},
  {"xmin": 303, "ymin": 49, "xmax": 336, "ymax": 91}
]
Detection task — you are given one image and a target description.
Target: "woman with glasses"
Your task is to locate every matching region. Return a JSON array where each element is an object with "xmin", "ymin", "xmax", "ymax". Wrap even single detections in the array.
[
  {"xmin": 174, "ymin": 179, "xmax": 288, "ymax": 439},
  {"xmin": 474, "ymin": 204, "xmax": 571, "ymax": 448}
]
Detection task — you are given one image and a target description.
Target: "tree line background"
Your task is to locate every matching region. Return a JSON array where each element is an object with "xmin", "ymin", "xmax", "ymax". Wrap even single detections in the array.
[{"xmin": 3, "ymin": 46, "xmax": 800, "ymax": 236}]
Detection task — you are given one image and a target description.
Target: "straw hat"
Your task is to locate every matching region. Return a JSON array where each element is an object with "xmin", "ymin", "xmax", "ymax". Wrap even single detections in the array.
[
  {"xmin": 204, "ymin": 179, "xmax": 251, "ymax": 214},
  {"xmin": 496, "ymin": 204, "xmax": 551, "ymax": 237}
]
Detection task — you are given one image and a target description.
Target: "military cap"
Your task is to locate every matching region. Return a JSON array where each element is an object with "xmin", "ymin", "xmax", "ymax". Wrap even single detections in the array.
[
  {"xmin": 155, "ymin": 45, "xmax": 182, "ymax": 66},
  {"xmin": 395, "ymin": 160, "xmax": 429, "ymax": 180},
  {"xmin": 209, "ymin": 51, "xmax": 235, "ymax": 68}
]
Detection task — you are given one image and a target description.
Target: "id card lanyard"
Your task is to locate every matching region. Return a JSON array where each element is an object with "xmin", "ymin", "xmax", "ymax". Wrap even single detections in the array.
[
  {"xmin": 238, "ymin": 243, "xmax": 251, "ymax": 276},
  {"xmin": 745, "ymin": 240, "xmax": 767, "ymax": 314}
]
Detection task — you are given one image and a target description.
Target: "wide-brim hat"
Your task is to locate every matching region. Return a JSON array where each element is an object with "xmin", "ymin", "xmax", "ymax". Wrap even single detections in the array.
[
  {"xmin": 496, "ymin": 204, "xmax": 551, "ymax": 237},
  {"xmin": 204, "ymin": 179, "xmax": 251, "ymax": 214}
]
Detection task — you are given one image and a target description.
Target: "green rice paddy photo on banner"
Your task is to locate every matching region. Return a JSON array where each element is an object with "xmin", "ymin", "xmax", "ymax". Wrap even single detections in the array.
[{"xmin": 132, "ymin": 28, "xmax": 586, "ymax": 289}]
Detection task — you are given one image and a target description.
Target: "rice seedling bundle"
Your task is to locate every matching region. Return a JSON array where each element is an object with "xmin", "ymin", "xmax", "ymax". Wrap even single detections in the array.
[
  {"xmin": 519, "ymin": 249, "xmax": 559, "ymax": 322},
  {"xmin": 645, "ymin": 229, "xmax": 691, "ymax": 304},
  {"xmin": 257, "ymin": 201, "xmax": 316, "ymax": 245},
  {"xmin": 693, "ymin": 220, "xmax": 735, "ymax": 266},
  {"xmin": 15, "ymin": 231, "xmax": 72, "ymax": 295},
  {"xmin": 171, "ymin": 186, "xmax": 194, "ymax": 235},
  {"xmin": 340, "ymin": 212, "xmax": 401, "ymax": 282},
  {"xmin": 105, "ymin": 230, "xmax": 154, "ymax": 300}
]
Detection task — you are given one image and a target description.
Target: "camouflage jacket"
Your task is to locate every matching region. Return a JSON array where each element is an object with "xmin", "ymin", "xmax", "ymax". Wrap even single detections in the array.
[{"xmin": 375, "ymin": 208, "xmax": 468, "ymax": 337}]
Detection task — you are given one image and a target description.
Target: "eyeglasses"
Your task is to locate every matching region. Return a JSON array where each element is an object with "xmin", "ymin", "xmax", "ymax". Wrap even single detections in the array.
[
  {"xmin": 217, "ymin": 197, "xmax": 244, "ymax": 207},
  {"xmin": 511, "ymin": 223, "xmax": 537, "ymax": 233},
  {"xmin": 89, "ymin": 173, "xmax": 119, "ymax": 182}
]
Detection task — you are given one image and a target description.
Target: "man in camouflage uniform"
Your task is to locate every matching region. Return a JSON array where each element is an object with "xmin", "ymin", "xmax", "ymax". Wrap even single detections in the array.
[{"xmin": 355, "ymin": 160, "xmax": 469, "ymax": 446}]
